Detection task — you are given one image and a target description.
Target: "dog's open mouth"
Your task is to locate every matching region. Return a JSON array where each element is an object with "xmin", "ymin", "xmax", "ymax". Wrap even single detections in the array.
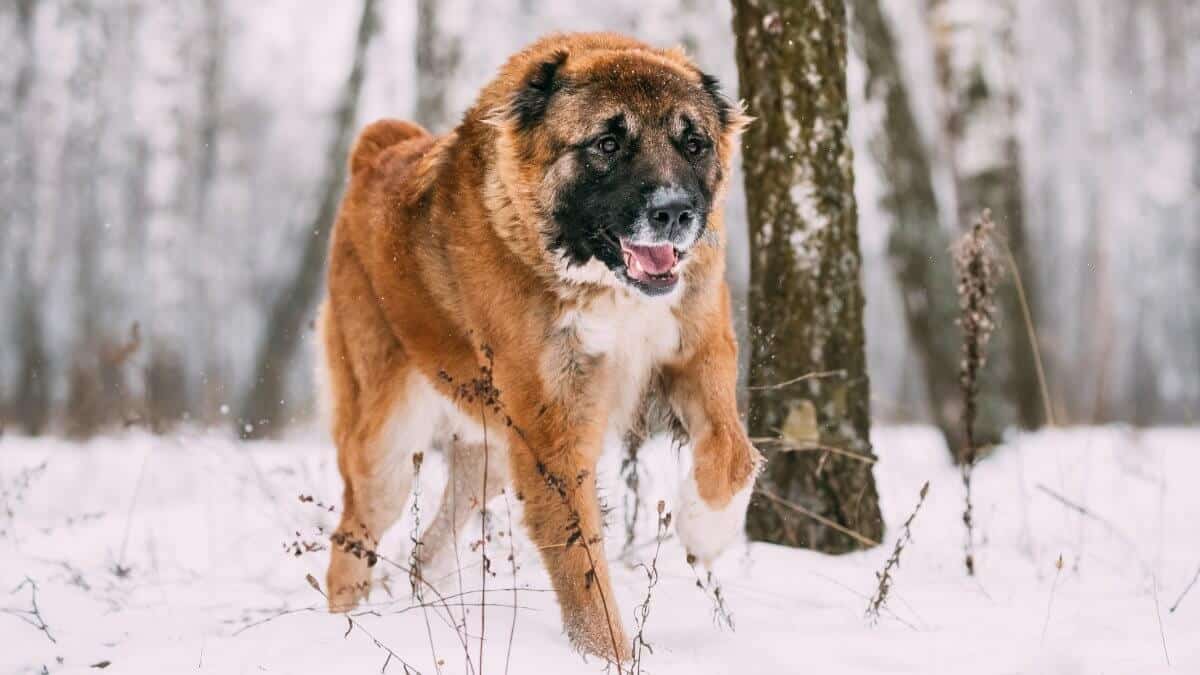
[{"xmin": 620, "ymin": 238, "xmax": 680, "ymax": 292}]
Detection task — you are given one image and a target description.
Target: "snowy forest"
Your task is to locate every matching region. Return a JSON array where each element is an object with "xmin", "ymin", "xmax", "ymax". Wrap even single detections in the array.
[{"xmin": 2, "ymin": 1, "xmax": 1199, "ymax": 673}]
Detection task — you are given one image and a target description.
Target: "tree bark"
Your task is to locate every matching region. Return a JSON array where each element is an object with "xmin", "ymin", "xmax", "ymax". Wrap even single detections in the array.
[
  {"xmin": 733, "ymin": 0, "xmax": 884, "ymax": 553},
  {"xmin": 928, "ymin": 0, "xmax": 1044, "ymax": 435},
  {"xmin": 848, "ymin": 0, "xmax": 979, "ymax": 456},
  {"xmin": 238, "ymin": 0, "xmax": 379, "ymax": 438}
]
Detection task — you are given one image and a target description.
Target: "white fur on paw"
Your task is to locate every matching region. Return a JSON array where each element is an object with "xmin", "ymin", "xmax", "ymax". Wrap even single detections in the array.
[{"xmin": 675, "ymin": 471, "xmax": 753, "ymax": 566}]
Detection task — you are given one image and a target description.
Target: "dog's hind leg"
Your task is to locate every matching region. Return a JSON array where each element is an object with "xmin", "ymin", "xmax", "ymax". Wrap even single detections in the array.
[
  {"xmin": 416, "ymin": 437, "xmax": 509, "ymax": 589},
  {"xmin": 326, "ymin": 363, "xmax": 439, "ymax": 610}
]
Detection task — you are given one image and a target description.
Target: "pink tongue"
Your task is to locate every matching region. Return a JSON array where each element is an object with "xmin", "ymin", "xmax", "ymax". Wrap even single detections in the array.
[{"xmin": 625, "ymin": 243, "xmax": 676, "ymax": 275}]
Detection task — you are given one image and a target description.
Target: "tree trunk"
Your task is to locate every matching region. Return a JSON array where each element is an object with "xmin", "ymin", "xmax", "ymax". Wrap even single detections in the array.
[
  {"xmin": 848, "ymin": 0, "xmax": 981, "ymax": 457},
  {"xmin": 733, "ymin": 0, "xmax": 884, "ymax": 553},
  {"xmin": 238, "ymin": 0, "xmax": 379, "ymax": 439},
  {"xmin": 928, "ymin": 0, "xmax": 1044, "ymax": 435},
  {"xmin": 414, "ymin": 0, "xmax": 460, "ymax": 131},
  {"xmin": 4, "ymin": 0, "xmax": 50, "ymax": 434}
]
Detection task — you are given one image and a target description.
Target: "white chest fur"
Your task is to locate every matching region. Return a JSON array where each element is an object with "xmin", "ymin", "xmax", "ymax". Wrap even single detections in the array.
[{"xmin": 556, "ymin": 289, "xmax": 682, "ymax": 434}]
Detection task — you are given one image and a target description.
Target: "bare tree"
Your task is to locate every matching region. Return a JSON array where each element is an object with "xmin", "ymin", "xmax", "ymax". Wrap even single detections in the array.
[
  {"xmin": 848, "ymin": 0, "xmax": 982, "ymax": 456},
  {"xmin": 734, "ymin": 0, "xmax": 884, "ymax": 552},
  {"xmin": 239, "ymin": 0, "xmax": 380, "ymax": 438},
  {"xmin": 3, "ymin": 0, "xmax": 50, "ymax": 434},
  {"xmin": 415, "ymin": 0, "xmax": 460, "ymax": 131},
  {"xmin": 927, "ymin": 0, "xmax": 1044, "ymax": 433}
]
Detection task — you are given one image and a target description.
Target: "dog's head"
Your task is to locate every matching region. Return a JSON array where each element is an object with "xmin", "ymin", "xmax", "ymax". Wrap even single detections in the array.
[{"xmin": 482, "ymin": 34, "xmax": 748, "ymax": 298}]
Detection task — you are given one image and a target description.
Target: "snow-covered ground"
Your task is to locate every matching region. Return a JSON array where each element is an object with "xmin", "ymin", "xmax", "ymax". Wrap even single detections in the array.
[{"xmin": 2, "ymin": 426, "xmax": 1197, "ymax": 674}]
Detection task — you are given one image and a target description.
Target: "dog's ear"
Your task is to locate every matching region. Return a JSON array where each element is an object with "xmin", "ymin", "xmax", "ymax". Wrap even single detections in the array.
[
  {"xmin": 509, "ymin": 50, "xmax": 569, "ymax": 131},
  {"xmin": 700, "ymin": 72, "xmax": 752, "ymax": 135}
]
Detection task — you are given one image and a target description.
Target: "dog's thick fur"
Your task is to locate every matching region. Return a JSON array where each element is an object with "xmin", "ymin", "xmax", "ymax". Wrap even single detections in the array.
[{"xmin": 319, "ymin": 32, "xmax": 760, "ymax": 661}]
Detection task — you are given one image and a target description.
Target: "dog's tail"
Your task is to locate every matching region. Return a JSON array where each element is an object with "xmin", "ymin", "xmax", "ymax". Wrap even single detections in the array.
[{"xmin": 348, "ymin": 119, "xmax": 428, "ymax": 176}]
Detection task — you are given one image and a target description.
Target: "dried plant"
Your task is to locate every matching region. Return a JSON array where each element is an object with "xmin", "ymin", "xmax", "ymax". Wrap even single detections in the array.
[
  {"xmin": 952, "ymin": 209, "xmax": 1003, "ymax": 575},
  {"xmin": 686, "ymin": 555, "xmax": 735, "ymax": 631},
  {"xmin": 2, "ymin": 576, "xmax": 55, "ymax": 644},
  {"xmin": 619, "ymin": 436, "xmax": 642, "ymax": 559},
  {"xmin": 866, "ymin": 481, "xmax": 929, "ymax": 624},
  {"xmin": 1040, "ymin": 553, "xmax": 1064, "ymax": 645},
  {"xmin": 408, "ymin": 451, "xmax": 443, "ymax": 674},
  {"xmin": 629, "ymin": 500, "xmax": 671, "ymax": 674}
]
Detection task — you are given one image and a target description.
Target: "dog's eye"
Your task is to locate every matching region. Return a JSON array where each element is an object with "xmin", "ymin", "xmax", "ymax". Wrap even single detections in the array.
[
  {"xmin": 595, "ymin": 135, "xmax": 620, "ymax": 155},
  {"xmin": 685, "ymin": 136, "xmax": 706, "ymax": 156}
]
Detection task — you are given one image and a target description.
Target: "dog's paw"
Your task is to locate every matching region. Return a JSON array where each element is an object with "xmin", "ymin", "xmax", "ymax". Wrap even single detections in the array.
[{"xmin": 675, "ymin": 470, "xmax": 754, "ymax": 566}]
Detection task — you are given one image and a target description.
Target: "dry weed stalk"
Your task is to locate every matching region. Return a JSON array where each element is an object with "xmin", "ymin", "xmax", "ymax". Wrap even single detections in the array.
[
  {"xmin": 619, "ymin": 437, "xmax": 642, "ymax": 559},
  {"xmin": 686, "ymin": 556, "xmax": 735, "ymax": 631},
  {"xmin": 2, "ymin": 576, "xmax": 55, "ymax": 643},
  {"xmin": 408, "ymin": 452, "xmax": 443, "ymax": 674},
  {"xmin": 0, "ymin": 460, "xmax": 47, "ymax": 539},
  {"xmin": 952, "ymin": 209, "xmax": 1003, "ymax": 576},
  {"xmin": 629, "ymin": 500, "xmax": 671, "ymax": 674},
  {"xmin": 501, "ymin": 490, "xmax": 519, "ymax": 675},
  {"xmin": 866, "ymin": 481, "xmax": 930, "ymax": 624},
  {"xmin": 1169, "ymin": 563, "xmax": 1200, "ymax": 613},
  {"xmin": 304, "ymin": 574, "xmax": 423, "ymax": 674},
  {"xmin": 1040, "ymin": 553, "xmax": 1064, "ymax": 644}
]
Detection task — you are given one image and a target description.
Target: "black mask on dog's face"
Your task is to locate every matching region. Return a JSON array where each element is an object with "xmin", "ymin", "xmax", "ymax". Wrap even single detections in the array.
[
  {"xmin": 549, "ymin": 111, "xmax": 715, "ymax": 297},
  {"xmin": 510, "ymin": 52, "xmax": 736, "ymax": 297}
]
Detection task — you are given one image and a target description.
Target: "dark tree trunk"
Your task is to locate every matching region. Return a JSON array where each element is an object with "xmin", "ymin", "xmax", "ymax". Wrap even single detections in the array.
[
  {"xmin": 848, "ymin": 0, "xmax": 977, "ymax": 457},
  {"xmin": 734, "ymin": 0, "xmax": 884, "ymax": 553},
  {"xmin": 238, "ymin": 0, "xmax": 379, "ymax": 438},
  {"xmin": 928, "ymin": 0, "xmax": 1045, "ymax": 436},
  {"xmin": 415, "ymin": 0, "xmax": 460, "ymax": 131},
  {"xmin": 4, "ymin": 0, "xmax": 50, "ymax": 434}
]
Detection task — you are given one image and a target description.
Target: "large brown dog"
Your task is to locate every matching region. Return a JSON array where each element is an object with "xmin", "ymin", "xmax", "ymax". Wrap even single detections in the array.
[{"xmin": 317, "ymin": 32, "xmax": 760, "ymax": 661}]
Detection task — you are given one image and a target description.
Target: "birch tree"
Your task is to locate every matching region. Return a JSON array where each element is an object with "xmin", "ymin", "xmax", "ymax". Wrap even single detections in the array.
[
  {"xmin": 927, "ymin": 0, "xmax": 1045, "ymax": 433},
  {"xmin": 3, "ymin": 0, "xmax": 49, "ymax": 433},
  {"xmin": 848, "ymin": 0, "xmax": 973, "ymax": 455},
  {"xmin": 239, "ymin": 0, "xmax": 379, "ymax": 438},
  {"xmin": 733, "ymin": 0, "xmax": 884, "ymax": 552}
]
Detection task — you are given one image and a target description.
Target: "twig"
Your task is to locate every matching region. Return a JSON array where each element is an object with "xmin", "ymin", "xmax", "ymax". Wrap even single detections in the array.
[
  {"xmin": 750, "ymin": 437, "xmax": 876, "ymax": 464},
  {"xmin": 745, "ymin": 369, "xmax": 847, "ymax": 391},
  {"xmin": 866, "ymin": 482, "xmax": 930, "ymax": 624},
  {"xmin": 305, "ymin": 574, "xmax": 423, "ymax": 674},
  {"xmin": 114, "ymin": 445, "xmax": 153, "ymax": 577},
  {"xmin": 1169, "ymin": 563, "xmax": 1200, "ymax": 613},
  {"xmin": 502, "ymin": 490, "xmax": 518, "ymax": 675},
  {"xmin": 1041, "ymin": 554, "xmax": 1063, "ymax": 645},
  {"xmin": 754, "ymin": 488, "xmax": 880, "ymax": 548},
  {"xmin": 477, "ymin": 409, "xmax": 489, "ymax": 672},
  {"xmin": 686, "ymin": 559, "xmax": 734, "ymax": 631},
  {"xmin": 630, "ymin": 501, "xmax": 670, "ymax": 674},
  {"xmin": 619, "ymin": 438, "xmax": 642, "ymax": 559},
  {"xmin": 1034, "ymin": 483, "xmax": 1151, "ymax": 577},
  {"xmin": 999, "ymin": 239, "xmax": 1055, "ymax": 427},
  {"xmin": 2, "ymin": 577, "xmax": 55, "ymax": 643},
  {"xmin": 1152, "ymin": 576, "xmax": 1171, "ymax": 666},
  {"xmin": 408, "ymin": 453, "xmax": 442, "ymax": 675}
]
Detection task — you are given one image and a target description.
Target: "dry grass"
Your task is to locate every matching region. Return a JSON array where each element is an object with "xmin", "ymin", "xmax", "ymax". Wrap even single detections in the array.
[
  {"xmin": 866, "ymin": 481, "xmax": 929, "ymax": 624},
  {"xmin": 952, "ymin": 209, "xmax": 1003, "ymax": 575}
]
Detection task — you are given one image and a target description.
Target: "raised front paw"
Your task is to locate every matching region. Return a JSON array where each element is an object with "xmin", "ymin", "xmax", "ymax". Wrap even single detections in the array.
[{"xmin": 675, "ymin": 430, "xmax": 761, "ymax": 565}]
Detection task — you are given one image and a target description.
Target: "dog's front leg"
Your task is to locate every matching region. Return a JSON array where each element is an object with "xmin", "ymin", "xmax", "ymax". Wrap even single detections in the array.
[
  {"xmin": 665, "ymin": 318, "xmax": 763, "ymax": 566},
  {"xmin": 494, "ymin": 361, "xmax": 630, "ymax": 664}
]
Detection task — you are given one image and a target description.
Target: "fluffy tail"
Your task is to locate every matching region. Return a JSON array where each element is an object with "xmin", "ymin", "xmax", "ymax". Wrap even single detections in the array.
[{"xmin": 348, "ymin": 119, "xmax": 428, "ymax": 176}]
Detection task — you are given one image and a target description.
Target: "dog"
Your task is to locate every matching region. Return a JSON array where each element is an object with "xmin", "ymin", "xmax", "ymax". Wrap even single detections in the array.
[{"xmin": 317, "ymin": 32, "xmax": 760, "ymax": 661}]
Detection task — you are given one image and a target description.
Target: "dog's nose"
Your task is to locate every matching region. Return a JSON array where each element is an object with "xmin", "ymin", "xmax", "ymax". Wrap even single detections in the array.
[{"xmin": 649, "ymin": 201, "xmax": 695, "ymax": 232}]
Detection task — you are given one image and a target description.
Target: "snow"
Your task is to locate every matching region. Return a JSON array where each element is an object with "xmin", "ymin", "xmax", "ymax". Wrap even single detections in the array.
[{"xmin": 2, "ymin": 426, "xmax": 1198, "ymax": 674}]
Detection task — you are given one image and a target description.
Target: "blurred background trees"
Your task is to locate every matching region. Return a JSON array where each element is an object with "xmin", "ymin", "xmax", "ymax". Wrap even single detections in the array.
[{"xmin": 1, "ymin": 0, "xmax": 1198, "ymax": 440}]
